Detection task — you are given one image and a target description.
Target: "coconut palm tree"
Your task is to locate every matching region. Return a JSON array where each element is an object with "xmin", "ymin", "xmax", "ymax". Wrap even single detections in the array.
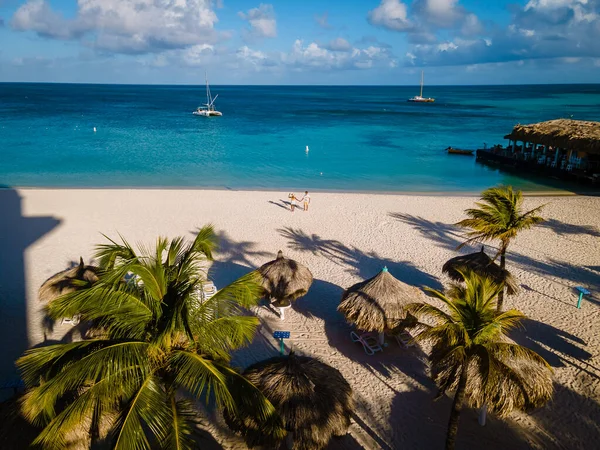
[
  {"xmin": 409, "ymin": 271, "xmax": 553, "ymax": 450},
  {"xmin": 456, "ymin": 186, "xmax": 544, "ymax": 311},
  {"xmin": 17, "ymin": 226, "xmax": 284, "ymax": 450}
]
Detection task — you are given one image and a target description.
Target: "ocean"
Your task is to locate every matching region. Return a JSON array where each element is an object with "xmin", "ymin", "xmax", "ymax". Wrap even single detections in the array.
[{"xmin": 1, "ymin": 83, "xmax": 599, "ymax": 192}]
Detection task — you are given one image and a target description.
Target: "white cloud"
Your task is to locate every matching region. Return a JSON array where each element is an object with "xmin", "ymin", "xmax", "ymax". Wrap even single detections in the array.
[
  {"xmin": 284, "ymin": 39, "xmax": 396, "ymax": 71},
  {"xmin": 11, "ymin": 0, "xmax": 220, "ymax": 54},
  {"xmin": 525, "ymin": 0, "xmax": 587, "ymax": 11},
  {"xmin": 368, "ymin": 0, "xmax": 412, "ymax": 31},
  {"xmin": 426, "ymin": 0, "xmax": 459, "ymax": 20},
  {"xmin": 238, "ymin": 4, "xmax": 277, "ymax": 39},
  {"xmin": 237, "ymin": 45, "xmax": 268, "ymax": 66},
  {"xmin": 326, "ymin": 38, "xmax": 352, "ymax": 52}
]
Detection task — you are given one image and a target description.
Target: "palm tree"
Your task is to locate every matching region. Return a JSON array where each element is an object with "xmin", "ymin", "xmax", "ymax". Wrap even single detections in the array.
[
  {"xmin": 456, "ymin": 186, "xmax": 544, "ymax": 311},
  {"xmin": 17, "ymin": 226, "xmax": 284, "ymax": 450},
  {"xmin": 409, "ymin": 271, "xmax": 553, "ymax": 450}
]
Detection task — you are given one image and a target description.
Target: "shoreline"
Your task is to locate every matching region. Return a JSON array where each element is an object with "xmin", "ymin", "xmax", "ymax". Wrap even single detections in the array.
[{"xmin": 1, "ymin": 185, "xmax": 595, "ymax": 197}]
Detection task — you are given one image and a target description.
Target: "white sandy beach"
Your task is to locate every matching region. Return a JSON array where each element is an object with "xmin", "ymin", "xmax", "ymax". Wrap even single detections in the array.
[{"xmin": 1, "ymin": 188, "xmax": 599, "ymax": 449}]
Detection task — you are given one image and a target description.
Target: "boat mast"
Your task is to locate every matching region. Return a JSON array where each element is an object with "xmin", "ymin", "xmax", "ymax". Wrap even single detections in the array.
[
  {"xmin": 420, "ymin": 71, "xmax": 424, "ymax": 97},
  {"xmin": 205, "ymin": 71, "xmax": 212, "ymax": 109}
]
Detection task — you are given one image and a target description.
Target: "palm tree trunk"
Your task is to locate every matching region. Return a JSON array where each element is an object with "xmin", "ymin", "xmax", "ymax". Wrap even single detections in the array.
[
  {"xmin": 445, "ymin": 364, "xmax": 469, "ymax": 450},
  {"xmin": 497, "ymin": 246, "xmax": 507, "ymax": 312}
]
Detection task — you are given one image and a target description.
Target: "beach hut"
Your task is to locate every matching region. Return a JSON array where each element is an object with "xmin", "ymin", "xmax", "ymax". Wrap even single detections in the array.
[
  {"xmin": 503, "ymin": 119, "xmax": 600, "ymax": 171},
  {"xmin": 442, "ymin": 247, "xmax": 519, "ymax": 295},
  {"xmin": 257, "ymin": 250, "xmax": 313, "ymax": 317},
  {"xmin": 39, "ymin": 257, "xmax": 99, "ymax": 302},
  {"xmin": 225, "ymin": 352, "xmax": 353, "ymax": 450},
  {"xmin": 338, "ymin": 267, "xmax": 423, "ymax": 344}
]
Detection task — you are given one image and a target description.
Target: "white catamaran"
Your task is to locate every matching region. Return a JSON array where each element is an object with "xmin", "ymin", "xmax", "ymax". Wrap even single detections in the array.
[
  {"xmin": 193, "ymin": 73, "xmax": 222, "ymax": 117},
  {"xmin": 408, "ymin": 71, "xmax": 435, "ymax": 103}
]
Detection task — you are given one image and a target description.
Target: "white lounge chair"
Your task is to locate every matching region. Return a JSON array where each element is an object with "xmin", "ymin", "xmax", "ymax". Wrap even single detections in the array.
[
  {"xmin": 350, "ymin": 331, "xmax": 383, "ymax": 355},
  {"xmin": 61, "ymin": 315, "xmax": 81, "ymax": 325},
  {"xmin": 200, "ymin": 281, "xmax": 217, "ymax": 301}
]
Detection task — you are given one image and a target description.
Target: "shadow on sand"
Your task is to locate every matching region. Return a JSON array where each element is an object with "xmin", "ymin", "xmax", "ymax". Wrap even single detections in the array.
[
  {"xmin": 278, "ymin": 227, "xmax": 443, "ymax": 290},
  {"xmin": 0, "ymin": 188, "xmax": 60, "ymax": 401}
]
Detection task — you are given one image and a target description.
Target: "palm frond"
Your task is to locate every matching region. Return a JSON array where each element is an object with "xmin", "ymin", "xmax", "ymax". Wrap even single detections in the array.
[
  {"xmin": 163, "ymin": 396, "xmax": 196, "ymax": 450},
  {"xmin": 111, "ymin": 375, "xmax": 169, "ymax": 450}
]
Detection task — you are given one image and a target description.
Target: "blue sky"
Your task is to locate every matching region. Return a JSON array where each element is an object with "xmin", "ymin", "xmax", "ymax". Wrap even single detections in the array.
[{"xmin": 0, "ymin": 0, "xmax": 599, "ymax": 84}]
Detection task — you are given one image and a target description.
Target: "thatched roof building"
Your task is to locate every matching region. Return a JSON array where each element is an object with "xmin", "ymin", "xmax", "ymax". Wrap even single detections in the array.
[
  {"xmin": 504, "ymin": 119, "xmax": 600, "ymax": 154},
  {"xmin": 338, "ymin": 267, "xmax": 423, "ymax": 332},
  {"xmin": 225, "ymin": 353, "xmax": 353, "ymax": 450}
]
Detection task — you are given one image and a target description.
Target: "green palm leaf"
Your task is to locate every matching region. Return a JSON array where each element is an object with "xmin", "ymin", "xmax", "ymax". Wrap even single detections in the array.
[
  {"xmin": 411, "ymin": 271, "xmax": 553, "ymax": 450},
  {"xmin": 456, "ymin": 186, "xmax": 545, "ymax": 311},
  {"xmin": 17, "ymin": 228, "xmax": 277, "ymax": 450}
]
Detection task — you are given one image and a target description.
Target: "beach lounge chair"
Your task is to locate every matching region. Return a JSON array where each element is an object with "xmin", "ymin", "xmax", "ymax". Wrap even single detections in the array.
[
  {"xmin": 350, "ymin": 331, "xmax": 383, "ymax": 355},
  {"xmin": 200, "ymin": 281, "xmax": 217, "ymax": 301},
  {"xmin": 391, "ymin": 330, "xmax": 415, "ymax": 348},
  {"xmin": 61, "ymin": 315, "xmax": 81, "ymax": 326}
]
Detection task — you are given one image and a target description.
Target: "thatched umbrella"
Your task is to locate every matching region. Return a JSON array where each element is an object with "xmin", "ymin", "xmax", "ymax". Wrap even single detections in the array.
[
  {"xmin": 257, "ymin": 250, "xmax": 313, "ymax": 308},
  {"xmin": 442, "ymin": 246, "xmax": 519, "ymax": 295},
  {"xmin": 225, "ymin": 352, "xmax": 353, "ymax": 450},
  {"xmin": 39, "ymin": 257, "xmax": 99, "ymax": 302},
  {"xmin": 338, "ymin": 267, "xmax": 422, "ymax": 343}
]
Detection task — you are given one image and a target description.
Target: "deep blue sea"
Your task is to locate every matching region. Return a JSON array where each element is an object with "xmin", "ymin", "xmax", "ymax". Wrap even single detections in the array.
[{"xmin": 1, "ymin": 83, "xmax": 600, "ymax": 192}]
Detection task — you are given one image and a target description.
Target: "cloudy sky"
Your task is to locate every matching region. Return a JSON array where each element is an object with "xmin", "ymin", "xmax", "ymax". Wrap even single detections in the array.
[{"xmin": 0, "ymin": 0, "xmax": 599, "ymax": 84}]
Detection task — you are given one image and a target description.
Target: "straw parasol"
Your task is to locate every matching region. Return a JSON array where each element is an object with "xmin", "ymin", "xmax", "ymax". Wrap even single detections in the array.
[
  {"xmin": 225, "ymin": 352, "xmax": 353, "ymax": 450},
  {"xmin": 442, "ymin": 247, "xmax": 519, "ymax": 295},
  {"xmin": 338, "ymin": 267, "xmax": 422, "ymax": 333},
  {"xmin": 257, "ymin": 250, "xmax": 313, "ymax": 306},
  {"xmin": 39, "ymin": 257, "xmax": 99, "ymax": 302}
]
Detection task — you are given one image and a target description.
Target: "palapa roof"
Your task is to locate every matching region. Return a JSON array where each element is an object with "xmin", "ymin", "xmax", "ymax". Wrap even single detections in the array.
[
  {"xmin": 338, "ymin": 267, "xmax": 424, "ymax": 332},
  {"xmin": 225, "ymin": 352, "xmax": 353, "ymax": 450},
  {"xmin": 38, "ymin": 257, "xmax": 99, "ymax": 302},
  {"xmin": 442, "ymin": 247, "xmax": 519, "ymax": 296},
  {"xmin": 504, "ymin": 119, "xmax": 600, "ymax": 154},
  {"xmin": 257, "ymin": 250, "xmax": 313, "ymax": 302}
]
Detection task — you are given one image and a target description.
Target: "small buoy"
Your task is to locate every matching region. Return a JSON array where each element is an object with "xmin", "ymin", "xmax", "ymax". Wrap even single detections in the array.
[
  {"xmin": 93, "ymin": 127, "xmax": 97, "ymax": 132},
  {"xmin": 320, "ymin": 172, "xmax": 323, "ymax": 176},
  {"xmin": 306, "ymin": 145, "xmax": 309, "ymax": 152}
]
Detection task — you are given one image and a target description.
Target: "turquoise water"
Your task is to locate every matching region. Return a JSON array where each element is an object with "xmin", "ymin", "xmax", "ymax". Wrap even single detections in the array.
[{"xmin": 1, "ymin": 83, "xmax": 599, "ymax": 192}]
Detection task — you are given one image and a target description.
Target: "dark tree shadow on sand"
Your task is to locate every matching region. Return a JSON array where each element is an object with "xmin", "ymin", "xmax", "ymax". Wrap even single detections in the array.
[
  {"xmin": 388, "ymin": 212, "xmax": 464, "ymax": 252},
  {"xmin": 0, "ymin": 188, "xmax": 60, "ymax": 401},
  {"xmin": 539, "ymin": 218, "xmax": 600, "ymax": 238},
  {"xmin": 389, "ymin": 212, "xmax": 600, "ymax": 301},
  {"xmin": 278, "ymin": 227, "xmax": 443, "ymax": 290},
  {"xmin": 510, "ymin": 319, "xmax": 596, "ymax": 376}
]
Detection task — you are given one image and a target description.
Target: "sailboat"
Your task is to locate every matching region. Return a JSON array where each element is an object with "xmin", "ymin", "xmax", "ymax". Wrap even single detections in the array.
[
  {"xmin": 408, "ymin": 71, "xmax": 434, "ymax": 103},
  {"xmin": 193, "ymin": 73, "xmax": 222, "ymax": 117}
]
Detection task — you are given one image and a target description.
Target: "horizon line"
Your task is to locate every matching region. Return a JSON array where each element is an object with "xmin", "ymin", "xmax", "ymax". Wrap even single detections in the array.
[{"xmin": 1, "ymin": 81, "xmax": 600, "ymax": 87}]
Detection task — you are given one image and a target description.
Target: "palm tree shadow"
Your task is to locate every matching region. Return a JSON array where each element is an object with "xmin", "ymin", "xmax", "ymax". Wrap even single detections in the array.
[
  {"xmin": 529, "ymin": 382, "xmax": 600, "ymax": 449},
  {"xmin": 539, "ymin": 218, "xmax": 600, "ymax": 238},
  {"xmin": 510, "ymin": 319, "xmax": 594, "ymax": 373},
  {"xmin": 388, "ymin": 212, "xmax": 464, "ymax": 252},
  {"xmin": 278, "ymin": 227, "xmax": 443, "ymax": 290}
]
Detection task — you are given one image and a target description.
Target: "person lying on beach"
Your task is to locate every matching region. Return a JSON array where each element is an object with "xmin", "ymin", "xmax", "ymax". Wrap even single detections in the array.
[{"xmin": 300, "ymin": 191, "xmax": 310, "ymax": 211}]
